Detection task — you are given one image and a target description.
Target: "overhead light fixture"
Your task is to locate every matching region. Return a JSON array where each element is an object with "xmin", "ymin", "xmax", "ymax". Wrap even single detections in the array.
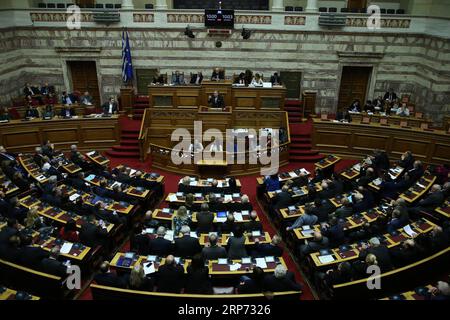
[
  {"xmin": 241, "ymin": 28, "xmax": 251, "ymax": 40},
  {"xmin": 184, "ymin": 26, "xmax": 195, "ymax": 39}
]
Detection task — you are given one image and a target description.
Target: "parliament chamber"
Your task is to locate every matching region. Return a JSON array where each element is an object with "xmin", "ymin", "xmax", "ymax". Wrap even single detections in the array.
[{"xmin": 0, "ymin": 0, "xmax": 449, "ymax": 311}]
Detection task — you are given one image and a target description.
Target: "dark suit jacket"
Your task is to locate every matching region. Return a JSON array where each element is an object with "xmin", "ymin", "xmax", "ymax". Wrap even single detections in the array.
[
  {"xmin": 251, "ymin": 243, "xmax": 283, "ymax": 258},
  {"xmin": 383, "ymin": 92, "xmax": 397, "ymax": 101},
  {"xmin": 19, "ymin": 246, "xmax": 49, "ymax": 269},
  {"xmin": 25, "ymin": 108, "xmax": 39, "ymax": 118},
  {"xmin": 102, "ymin": 102, "xmax": 119, "ymax": 114},
  {"xmin": 0, "ymin": 244, "xmax": 21, "ymax": 262},
  {"xmin": 196, "ymin": 211, "xmax": 215, "ymax": 233},
  {"xmin": 148, "ymin": 237, "xmax": 173, "ymax": 257},
  {"xmin": 360, "ymin": 245, "xmax": 393, "ymax": 272},
  {"xmin": 270, "ymin": 75, "xmax": 281, "ymax": 85},
  {"xmin": 80, "ymin": 223, "xmax": 108, "ymax": 247},
  {"xmin": 273, "ymin": 191, "xmax": 293, "ymax": 209},
  {"xmin": 156, "ymin": 263, "xmax": 185, "ymax": 293},
  {"xmin": 60, "ymin": 108, "xmax": 75, "ymax": 117},
  {"xmin": 244, "ymin": 220, "xmax": 262, "ymax": 232},
  {"xmin": 201, "ymin": 245, "xmax": 227, "ymax": 260},
  {"xmin": 190, "ymin": 73, "xmax": 203, "ymax": 84},
  {"xmin": 174, "ymin": 235, "xmax": 202, "ymax": 258},
  {"xmin": 263, "ymin": 272, "xmax": 301, "ymax": 292},
  {"xmin": 39, "ymin": 258, "xmax": 67, "ymax": 277},
  {"xmin": 95, "ymin": 272, "xmax": 126, "ymax": 288},
  {"xmin": 418, "ymin": 192, "xmax": 444, "ymax": 211},
  {"xmin": 185, "ymin": 266, "xmax": 212, "ymax": 294},
  {"xmin": 208, "ymin": 95, "xmax": 225, "ymax": 108},
  {"xmin": 211, "ymin": 70, "xmax": 224, "ymax": 80}
]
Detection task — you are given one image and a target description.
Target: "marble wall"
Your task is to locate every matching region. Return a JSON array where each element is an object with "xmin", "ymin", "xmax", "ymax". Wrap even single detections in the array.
[{"xmin": 0, "ymin": 26, "xmax": 449, "ymax": 122}]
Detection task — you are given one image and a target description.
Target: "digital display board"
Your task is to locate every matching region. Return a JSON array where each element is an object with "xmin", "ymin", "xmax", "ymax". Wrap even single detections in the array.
[{"xmin": 205, "ymin": 9, "xmax": 234, "ymax": 28}]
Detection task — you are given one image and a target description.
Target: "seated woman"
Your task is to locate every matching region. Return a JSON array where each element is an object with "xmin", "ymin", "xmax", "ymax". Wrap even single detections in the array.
[{"xmin": 172, "ymin": 205, "xmax": 191, "ymax": 237}]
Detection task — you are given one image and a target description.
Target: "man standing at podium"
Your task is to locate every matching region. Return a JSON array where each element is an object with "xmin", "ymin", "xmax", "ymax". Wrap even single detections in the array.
[{"xmin": 208, "ymin": 91, "xmax": 225, "ymax": 110}]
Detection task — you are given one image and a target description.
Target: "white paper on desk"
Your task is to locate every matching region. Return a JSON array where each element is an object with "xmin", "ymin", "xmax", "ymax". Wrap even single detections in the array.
[
  {"xmin": 255, "ymin": 258, "xmax": 267, "ymax": 269},
  {"xmin": 417, "ymin": 183, "xmax": 426, "ymax": 189},
  {"xmin": 143, "ymin": 262, "xmax": 156, "ymax": 275},
  {"xmin": 144, "ymin": 228, "xmax": 155, "ymax": 234},
  {"xmin": 404, "ymin": 225, "xmax": 418, "ymax": 238},
  {"xmin": 303, "ymin": 225, "xmax": 311, "ymax": 230},
  {"xmin": 302, "ymin": 230, "xmax": 314, "ymax": 237},
  {"xmin": 300, "ymin": 168, "xmax": 310, "ymax": 175},
  {"xmin": 232, "ymin": 193, "xmax": 240, "ymax": 198},
  {"xmin": 36, "ymin": 175, "xmax": 46, "ymax": 181},
  {"xmin": 111, "ymin": 181, "xmax": 122, "ymax": 188},
  {"xmin": 216, "ymin": 217, "xmax": 227, "ymax": 223},
  {"xmin": 354, "ymin": 164, "xmax": 361, "ymax": 171},
  {"xmin": 229, "ymin": 263, "xmax": 241, "ymax": 271},
  {"xmin": 195, "ymin": 193, "xmax": 202, "ymax": 198},
  {"xmin": 288, "ymin": 206, "xmax": 296, "ymax": 211},
  {"xmin": 164, "ymin": 230, "xmax": 174, "ymax": 241},
  {"xmin": 168, "ymin": 194, "xmax": 178, "ymax": 202},
  {"xmin": 318, "ymin": 255, "xmax": 335, "ymax": 264},
  {"xmin": 69, "ymin": 193, "xmax": 80, "ymax": 202},
  {"xmin": 86, "ymin": 151, "xmax": 95, "ymax": 156},
  {"xmin": 217, "ymin": 181, "xmax": 223, "ymax": 188},
  {"xmin": 60, "ymin": 242, "xmax": 73, "ymax": 254},
  {"xmin": 162, "ymin": 208, "xmax": 171, "ymax": 213},
  {"xmin": 234, "ymin": 212, "xmax": 243, "ymax": 222},
  {"xmin": 373, "ymin": 178, "xmax": 382, "ymax": 186},
  {"xmin": 129, "ymin": 169, "xmax": 136, "ymax": 176},
  {"xmin": 389, "ymin": 173, "xmax": 397, "ymax": 180},
  {"xmin": 241, "ymin": 210, "xmax": 249, "ymax": 216},
  {"xmin": 288, "ymin": 171, "xmax": 297, "ymax": 178},
  {"xmin": 189, "ymin": 181, "xmax": 198, "ymax": 186},
  {"xmin": 176, "ymin": 192, "xmax": 183, "ymax": 197},
  {"xmin": 190, "ymin": 232, "xmax": 198, "ymax": 238},
  {"xmin": 224, "ymin": 195, "xmax": 232, "ymax": 202}
]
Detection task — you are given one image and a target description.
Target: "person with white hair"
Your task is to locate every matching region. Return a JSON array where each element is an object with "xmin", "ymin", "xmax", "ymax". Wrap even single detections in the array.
[
  {"xmin": 251, "ymin": 234, "xmax": 283, "ymax": 258},
  {"xmin": 148, "ymin": 226, "xmax": 173, "ymax": 257},
  {"xmin": 359, "ymin": 237, "xmax": 393, "ymax": 272},
  {"xmin": 262, "ymin": 264, "xmax": 301, "ymax": 292},
  {"xmin": 428, "ymin": 281, "xmax": 450, "ymax": 300},
  {"xmin": 174, "ymin": 225, "xmax": 201, "ymax": 258}
]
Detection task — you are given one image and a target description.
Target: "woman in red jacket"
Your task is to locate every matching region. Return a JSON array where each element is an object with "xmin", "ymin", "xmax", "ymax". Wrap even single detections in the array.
[{"xmin": 59, "ymin": 219, "xmax": 80, "ymax": 243}]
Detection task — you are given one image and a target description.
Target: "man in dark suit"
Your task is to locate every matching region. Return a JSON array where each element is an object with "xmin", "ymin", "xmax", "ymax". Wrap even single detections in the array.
[
  {"xmin": 0, "ymin": 235, "xmax": 21, "ymax": 262},
  {"xmin": 40, "ymin": 83, "xmax": 55, "ymax": 97},
  {"xmin": 196, "ymin": 203, "xmax": 215, "ymax": 234},
  {"xmin": 201, "ymin": 234, "xmax": 227, "ymax": 260},
  {"xmin": 211, "ymin": 68, "xmax": 224, "ymax": 81},
  {"xmin": 25, "ymin": 105, "xmax": 39, "ymax": 118},
  {"xmin": 273, "ymin": 185, "xmax": 293, "ymax": 210},
  {"xmin": 0, "ymin": 219, "xmax": 18, "ymax": 245},
  {"xmin": 156, "ymin": 255, "xmax": 185, "ymax": 293},
  {"xmin": 407, "ymin": 161, "xmax": 424, "ymax": 182},
  {"xmin": 409, "ymin": 184, "xmax": 444, "ymax": 215},
  {"xmin": 174, "ymin": 226, "xmax": 201, "ymax": 258},
  {"xmin": 61, "ymin": 91, "xmax": 74, "ymax": 105},
  {"xmin": 18, "ymin": 236, "xmax": 49, "ymax": 269},
  {"xmin": 23, "ymin": 83, "xmax": 39, "ymax": 98},
  {"xmin": 208, "ymin": 90, "xmax": 225, "ymax": 109},
  {"xmin": 359, "ymin": 237, "xmax": 393, "ymax": 272},
  {"xmin": 321, "ymin": 216, "xmax": 346, "ymax": 247},
  {"xmin": 263, "ymin": 264, "xmax": 301, "ymax": 292},
  {"xmin": 270, "ymin": 72, "xmax": 282, "ymax": 85},
  {"xmin": 251, "ymin": 235, "xmax": 283, "ymax": 258},
  {"xmin": 244, "ymin": 211, "xmax": 262, "ymax": 232},
  {"xmin": 190, "ymin": 72, "xmax": 203, "ymax": 85},
  {"xmin": 94, "ymin": 261, "xmax": 126, "ymax": 288},
  {"xmin": 60, "ymin": 105, "xmax": 75, "ymax": 118},
  {"xmin": 383, "ymin": 88, "xmax": 397, "ymax": 101},
  {"xmin": 102, "ymin": 97, "xmax": 119, "ymax": 115},
  {"xmin": 79, "ymin": 215, "xmax": 109, "ymax": 248},
  {"xmin": 398, "ymin": 151, "xmax": 414, "ymax": 170},
  {"xmin": 39, "ymin": 246, "xmax": 68, "ymax": 277},
  {"xmin": 148, "ymin": 226, "xmax": 173, "ymax": 257}
]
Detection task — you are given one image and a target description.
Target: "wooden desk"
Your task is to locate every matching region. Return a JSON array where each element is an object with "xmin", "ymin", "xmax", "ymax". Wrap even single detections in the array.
[
  {"xmin": 315, "ymin": 154, "xmax": 341, "ymax": 170},
  {"xmin": 435, "ymin": 200, "xmax": 450, "ymax": 220},
  {"xmin": 165, "ymin": 192, "xmax": 244, "ymax": 205},
  {"xmin": 18, "ymin": 154, "xmax": 49, "ymax": 183},
  {"xmin": 309, "ymin": 219, "xmax": 435, "ymax": 268},
  {"xmin": 350, "ymin": 113, "xmax": 433, "ymax": 128},
  {"xmin": 0, "ymin": 116, "xmax": 120, "ymax": 153},
  {"xmin": 0, "ymin": 174, "xmax": 19, "ymax": 196},
  {"xmin": 178, "ymin": 177, "xmax": 241, "ymax": 191},
  {"xmin": 86, "ymin": 151, "xmax": 110, "ymax": 167},
  {"xmin": 19, "ymin": 195, "xmax": 115, "ymax": 233},
  {"xmin": 380, "ymin": 285, "xmax": 433, "ymax": 300},
  {"xmin": 151, "ymin": 208, "xmax": 258, "ymax": 224},
  {"xmin": 368, "ymin": 165, "xmax": 404, "ymax": 191},
  {"xmin": 266, "ymin": 182, "xmax": 322, "ymax": 200},
  {"xmin": 312, "ymin": 119, "xmax": 450, "ymax": 165},
  {"xmin": 0, "ymin": 287, "xmax": 40, "ymax": 300},
  {"xmin": 84, "ymin": 174, "xmax": 150, "ymax": 200},
  {"xmin": 340, "ymin": 162, "xmax": 362, "ymax": 181},
  {"xmin": 257, "ymin": 168, "xmax": 310, "ymax": 185},
  {"xmin": 399, "ymin": 175, "xmax": 436, "ymax": 203}
]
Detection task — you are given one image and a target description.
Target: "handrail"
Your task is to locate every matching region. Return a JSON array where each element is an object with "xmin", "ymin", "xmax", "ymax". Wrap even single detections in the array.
[{"xmin": 138, "ymin": 108, "xmax": 148, "ymax": 141}]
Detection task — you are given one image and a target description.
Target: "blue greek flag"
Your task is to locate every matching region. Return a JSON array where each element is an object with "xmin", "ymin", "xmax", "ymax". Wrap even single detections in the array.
[{"xmin": 121, "ymin": 30, "xmax": 133, "ymax": 84}]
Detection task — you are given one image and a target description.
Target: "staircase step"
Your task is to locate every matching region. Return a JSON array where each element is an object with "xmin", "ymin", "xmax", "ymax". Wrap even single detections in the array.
[
  {"xmin": 121, "ymin": 133, "xmax": 139, "ymax": 139},
  {"xmin": 112, "ymin": 145, "xmax": 140, "ymax": 152},
  {"xmin": 133, "ymin": 109, "xmax": 145, "ymax": 115},
  {"xmin": 133, "ymin": 104, "xmax": 147, "ymax": 109},
  {"xmin": 132, "ymin": 115, "xmax": 143, "ymax": 120},
  {"xmin": 291, "ymin": 137, "xmax": 311, "ymax": 143},
  {"xmin": 289, "ymin": 154, "xmax": 325, "ymax": 162},
  {"xmin": 120, "ymin": 139, "xmax": 139, "ymax": 146},
  {"xmin": 122, "ymin": 129, "xmax": 140, "ymax": 134},
  {"xmin": 290, "ymin": 143, "xmax": 313, "ymax": 149},
  {"xmin": 105, "ymin": 150, "xmax": 140, "ymax": 158},
  {"xmin": 289, "ymin": 149, "xmax": 319, "ymax": 156}
]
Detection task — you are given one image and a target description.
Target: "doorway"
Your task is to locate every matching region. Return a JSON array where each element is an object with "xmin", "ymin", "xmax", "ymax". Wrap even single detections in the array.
[
  {"xmin": 279, "ymin": 71, "xmax": 302, "ymax": 99},
  {"xmin": 337, "ymin": 66, "xmax": 372, "ymax": 110},
  {"xmin": 347, "ymin": 0, "xmax": 367, "ymax": 11},
  {"xmin": 68, "ymin": 61, "xmax": 101, "ymax": 107}
]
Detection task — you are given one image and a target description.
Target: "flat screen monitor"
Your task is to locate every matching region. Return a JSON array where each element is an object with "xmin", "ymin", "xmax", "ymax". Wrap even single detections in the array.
[{"xmin": 205, "ymin": 9, "xmax": 234, "ymax": 28}]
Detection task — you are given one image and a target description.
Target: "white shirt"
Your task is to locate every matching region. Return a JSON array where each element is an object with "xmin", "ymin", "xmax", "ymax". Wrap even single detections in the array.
[
  {"xmin": 396, "ymin": 107, "xmax": 410, "ymax": 116},
  {"xmin": 108, "ymin": 103, "xmax": 113, "ymax": 114},
  {"xmin": 209, "ymin": 143, "xmax": 223, "ymax": 152},
  {"xmin": 189, "ymin": 142, "xmax": 204, "ymax": 153}
]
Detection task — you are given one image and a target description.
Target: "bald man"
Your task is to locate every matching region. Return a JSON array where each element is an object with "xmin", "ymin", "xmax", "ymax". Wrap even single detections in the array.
[{"xmin": 156, "ymin": 255, "xmax": 185, "ymax": 293}]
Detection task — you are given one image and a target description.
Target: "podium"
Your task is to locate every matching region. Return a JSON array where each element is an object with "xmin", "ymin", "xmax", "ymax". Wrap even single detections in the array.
[{"xmin": 196, "ymin": 159, "xmax": 229, "ymax": 178}]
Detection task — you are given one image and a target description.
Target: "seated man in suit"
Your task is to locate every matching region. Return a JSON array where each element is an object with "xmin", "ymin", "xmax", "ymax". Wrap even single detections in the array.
[
  {"xmin": 244, "ymin": 211, "xmax": 262, "ymax": 232},
  {"xmin": 398, "ymin": 150, "xmax": 415, "ymax": 170},
  {"xmin": 40, "ymin": 82, "xmax": 56, "ymax": 99},
  {"xmin": 39, "ymin": 246, "xmax": 68, "ymax": 277},
  {"xmin": 156, "ymin": 255, "xmax": 185, "ymax": 293},
  {"xmin": 42, "ymin": 104, "xmax": 54, "ymax": 119},
  {"xmin": 208, "ymin": 90, "xmax": 225, "ymax": 109},
  {"xmin": 60, "ymin": 104, "xmax": 76, "ymax": 118},
  {"xmin": 383, "ymin": 88, "xmax": 397, "ymax": 102},
  {"xmin": 359, "ymin": 237, "xmax": 393, "ymax": 273},
  {"xmin": 80, "ymin": 91, "xmax": 93, "ymax": 106},
  {"xmin": 336, "ymin": 109, "xmax": 352, "ymax": 122},
  {"xmin": 171, "ymin": 70, "xmax": 184, "ymax": 85},
  {"xmin": 190, "ymin": 71, "xmax": 203, "ymax": 85},
  {"xmin": 299, "ymin": 230, "xmax": 329, "ymax": 257},
  {"xmin": 348, "ymin": 99, "xmax": 362, "ymax": 112},
  {"xmin": 23, "ymin": 83, "xmax": 40, "ymax": 99},
  {"xmin": 18, "ymin": 235, "xmax": 49, "ymax": 269},
  {"xmin": 201, "ymin": 233, "xmax": 227, "ymax": 260},
  {"xmin": 407, "ymin": 160, "xmax": 424, "ymax": 182},
  {"xmin": 0, "ymin": 218, "xmax": 18, "ymax": 245},
  {"xmin": 0, "ymin": 234, "xmax": 21, "ymax": 262},
  {"xmin": 263, "ymin": 264, "xmax": 302, "ymax": 292},
  {"xmin": 152, "ymin": 71, "xmax": 165, "ymax": 84},
  {"xmin": 148, "ymin": 226, "xmax": 173, "ymax": 257},
  {"xmin": 270, "ymin": 72, "xmax": 282, "ymax": 85},
  {"xmin": 94, "ymin": 261, "xmax": 126, "ymax": 288},
  {"xmin": 174, "ymin": 226, "xmax": 202, "ymax": 258},
  {"xmin": 409, "ymin": 184, "xmax": 444, "ymax": 215},
  {"xmin": 211, "ymin": 67, "xmax": 224, "ymax": 81},
  {"xmin": 286, "ymin": 204, "xmax": 318, "ymax": 231},
  {"xmin": 61, "ymin": 91, "xmax": 74, "ymax": 105},
  {"xmin": 273, "ymin": 185, "xmax": 293, "ymax": 210},
  {"xmin": 251, "ymin": 235, "xmax": 283, "ymax": 258},
  {"xmin": 102, "ymin": 97, "xmax": 119, "ymax": 115}
]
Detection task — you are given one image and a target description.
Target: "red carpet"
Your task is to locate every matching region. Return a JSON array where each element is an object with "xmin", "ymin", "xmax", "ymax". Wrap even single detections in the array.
[{"xmin": 289, "ymin": 119, "xmax": 324, "ymax": 163}]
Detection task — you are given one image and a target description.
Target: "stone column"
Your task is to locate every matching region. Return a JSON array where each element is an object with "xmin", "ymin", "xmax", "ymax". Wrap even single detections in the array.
[
  {"xmin": 155, "ymin": 0, "xmax": 168, "ymax": 10},
  {"xmin": 121, "ymin": 0, "xmax": 134, "ymax": 10},
  {"xmin": 271, "ymin": 0, "xmax": 284, "ymax": 11},
  {"xmin": 305, "ymin": 0, "xmax": 318, "ymax": 12}
]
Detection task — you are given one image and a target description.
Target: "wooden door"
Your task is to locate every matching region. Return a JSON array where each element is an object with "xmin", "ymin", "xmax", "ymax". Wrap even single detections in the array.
[
  {"xmin": 136, "ymin": 69, "xmax": 158, "ymax": 95},
  {"xmin": 279, "ymin": 71, "xmax": 302, "ymax": 99},
  {"xmin": 75, "ymin": 0, "xmax": 95, "ymax": 7},
  {"xmin": 338, "ymin": 66, "xmax": 372, "ymax": 110},
  {"xmin": 68, "ymin": 61, "xmax": 101, "ymax": 107},
  {"xmin": 347, "ymin": 0, "xmax": 367, "ymax": 10}
]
